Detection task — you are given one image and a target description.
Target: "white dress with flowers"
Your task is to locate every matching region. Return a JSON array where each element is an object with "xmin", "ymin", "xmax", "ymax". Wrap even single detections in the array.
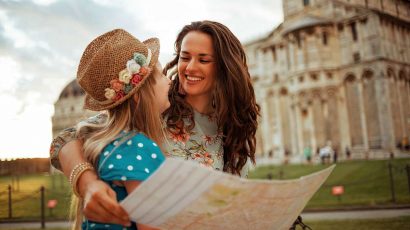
[{"xmin": 163, "ymin": 110, "xmax": 224, "ymax": 171}]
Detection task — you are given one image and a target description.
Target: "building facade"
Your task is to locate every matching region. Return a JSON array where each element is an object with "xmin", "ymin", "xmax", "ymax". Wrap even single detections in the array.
[
  {"xmin": 52, "ymin": 79, "xmax": 96, "ymax": 138},
  {"xmin": 245, "ymin": 0, "xmax": 410, "ymax": 161}
]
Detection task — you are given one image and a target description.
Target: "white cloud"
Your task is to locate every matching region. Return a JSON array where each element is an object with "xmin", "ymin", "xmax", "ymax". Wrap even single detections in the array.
[
  {"xmin": 0, "ymin": 56, "xmax": 20, "ymax": 92},
  {"xmin": 0, "ymin": 0, "xmax": 283, "ymax": 159},
  {"xmin": 32, "ymin": 0, "xmax": 59, "ymax": 6}
]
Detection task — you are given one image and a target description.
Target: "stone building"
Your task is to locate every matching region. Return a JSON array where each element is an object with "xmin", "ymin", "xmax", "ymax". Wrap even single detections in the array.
[
  {"xmin": 52, "ymin": 79, "xmax": 96, "ymax": 138},
  {"xmin": 244, "ymin": 0, "xmax": 410, "ymax": 161}
]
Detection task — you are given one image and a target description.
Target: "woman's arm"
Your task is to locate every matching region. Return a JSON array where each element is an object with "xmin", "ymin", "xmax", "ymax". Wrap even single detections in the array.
[
  {"xmin": 50, "ymin": 113, "xmax": 107, "ymax": 170},
  {"xmin": 51, "ymin": 113, "xmax": 130, "ymax": 226}
]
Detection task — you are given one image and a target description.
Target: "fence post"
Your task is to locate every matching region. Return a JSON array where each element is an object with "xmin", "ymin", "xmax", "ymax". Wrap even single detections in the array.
[
  {"xmin": 267, "ymin": 172, "xmax": 273, "ymax": 180},
  {"xmin": 40, "ymin": 186, "xmax": 45, "ymax": 229},
  {"xmin": 406, "ymin": 164, "xmax": 410, "ymax": 195},
  {"xmin": 11, "ymin": 177, "xmax": 14, "ymax": 191},
  {"xmin": 388, "ymin": 162, "xmax": 396, "ymax": 203},
  {"xmin": 8, "ymin": 184, "xmax": 12, "ymax": 218},
  {"xmin": 16, "ymin": 175, "xmax": 20, "ymax": 192}
]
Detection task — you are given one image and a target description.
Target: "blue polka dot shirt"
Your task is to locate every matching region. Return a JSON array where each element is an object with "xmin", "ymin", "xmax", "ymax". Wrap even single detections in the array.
[{"xmin": 82, "ymin": 132, "xmax": 165, "ymax": 230}]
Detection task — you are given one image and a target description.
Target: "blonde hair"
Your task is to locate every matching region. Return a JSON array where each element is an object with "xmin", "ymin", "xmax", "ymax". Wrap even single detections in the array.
[{"xmin": 70, "ymin": 68, "xmax": 165, "ymax": 229}]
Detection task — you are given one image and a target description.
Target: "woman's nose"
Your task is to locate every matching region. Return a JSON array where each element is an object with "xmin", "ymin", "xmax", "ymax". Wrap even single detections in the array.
[{"xmin": 185, "ymin": 59, "xmax": 197, "ymax": 73}]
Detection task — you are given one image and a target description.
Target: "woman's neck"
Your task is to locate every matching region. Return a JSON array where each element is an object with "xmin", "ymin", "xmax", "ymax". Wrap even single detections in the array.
[{"xmin": 186, "ymin": 95, "xmax": 213, "ymax": 115}]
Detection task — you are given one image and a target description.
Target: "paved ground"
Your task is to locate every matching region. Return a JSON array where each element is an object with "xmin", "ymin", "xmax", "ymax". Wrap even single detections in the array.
[
  {"xmin": 301, "ymin": 208, "xmax": 410, "ymax": 221},
  {"xmin": 1, "ymin": 208, "xmax": 410, "ymax": 229},
  {"xmin": 0, "ymin": 221, "xmax": 70, "ymax": 229}
]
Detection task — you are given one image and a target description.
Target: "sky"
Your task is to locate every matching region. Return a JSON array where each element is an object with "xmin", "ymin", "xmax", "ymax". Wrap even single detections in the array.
[{"xmin": 0, "ymin": 0, "xmax": 283, "ymax": 159}]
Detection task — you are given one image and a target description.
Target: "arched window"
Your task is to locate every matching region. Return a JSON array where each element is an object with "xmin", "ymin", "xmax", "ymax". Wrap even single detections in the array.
[
  {"xmin": 303, "ymin": 0, "xmax": 310, "ymax": 6},
  {"xmin": 322, "ymin": 31, "xmax": 328, "ymax": 45}
]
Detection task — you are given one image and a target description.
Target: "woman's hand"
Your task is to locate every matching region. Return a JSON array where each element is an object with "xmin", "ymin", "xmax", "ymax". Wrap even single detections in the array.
[{"xmin": 79, "ymin": 172, "xmax": 131, "ymax": 226}]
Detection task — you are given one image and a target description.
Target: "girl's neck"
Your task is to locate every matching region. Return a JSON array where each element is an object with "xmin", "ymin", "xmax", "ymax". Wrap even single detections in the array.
[{"xmin": 186, "ymin": 95, "xmax": 213, "ymax": 115}]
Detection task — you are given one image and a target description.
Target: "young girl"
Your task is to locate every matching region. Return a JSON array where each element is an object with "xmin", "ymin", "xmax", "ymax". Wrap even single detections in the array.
[{"xmin": 70, "ymin": 29, "xmax": 170, "ymax": 230}]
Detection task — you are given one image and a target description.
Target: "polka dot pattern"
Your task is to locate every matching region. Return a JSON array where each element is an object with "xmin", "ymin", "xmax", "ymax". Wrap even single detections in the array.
[
  {"xmin": 98, "ymin": 133, "xmax": 165, "ymax": 185},
  {"xmin": 89, "ymin": 133, "xmax": 165, "ymax": 229}
]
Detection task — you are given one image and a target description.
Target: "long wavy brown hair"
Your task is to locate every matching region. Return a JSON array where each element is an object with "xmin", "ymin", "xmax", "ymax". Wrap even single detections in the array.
[{"xmin": 163, "ymin": 20, "xmax": 260, "ymax": 175}]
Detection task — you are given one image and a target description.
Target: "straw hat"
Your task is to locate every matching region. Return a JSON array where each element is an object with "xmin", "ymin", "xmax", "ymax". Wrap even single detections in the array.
[{"xmin": 77, "ymin": 29, "xmax": 160, "ymax": 111}]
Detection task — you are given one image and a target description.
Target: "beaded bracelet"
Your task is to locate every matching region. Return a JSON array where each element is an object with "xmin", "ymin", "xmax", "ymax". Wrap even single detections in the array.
[{"xmin": 69, "ymin": 162, "xmax": 94, "ymax": 197}]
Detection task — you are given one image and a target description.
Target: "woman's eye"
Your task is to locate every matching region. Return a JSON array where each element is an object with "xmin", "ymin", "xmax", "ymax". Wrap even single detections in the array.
[
  {"xmin": 179, "ymin": 57, "xmax": 189, "ymax": 61},
  {"xmin": 200, "ymin": 60, "xmax": 211, "ymax": 63}
]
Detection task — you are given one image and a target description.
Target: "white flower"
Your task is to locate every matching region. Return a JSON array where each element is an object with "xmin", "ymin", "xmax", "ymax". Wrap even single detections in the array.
[
  {"xmin": 126, "ymin": 59, "xmax": 141, "ymax": 74},
  {"xmin": 104, "ymin": 88, "xmax": 116, "ymax": 100},
  {"xmin": 118, "ymin": 69, "xmax": 132, "ymax": 84}
]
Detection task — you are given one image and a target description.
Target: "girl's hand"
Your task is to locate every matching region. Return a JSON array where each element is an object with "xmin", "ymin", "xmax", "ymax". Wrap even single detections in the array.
[{"xmin": 80, "ymin": 172, "xmax": 131, "ymax": 227}]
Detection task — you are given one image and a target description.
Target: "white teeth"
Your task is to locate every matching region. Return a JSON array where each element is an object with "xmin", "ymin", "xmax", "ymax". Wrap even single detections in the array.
[{"xmin": 186, "ymin": 75, "xmax": 203, "ymax": 81}]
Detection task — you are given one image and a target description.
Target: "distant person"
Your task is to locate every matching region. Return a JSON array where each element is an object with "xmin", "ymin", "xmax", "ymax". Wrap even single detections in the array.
[
  {"xmin": 284, "ymin": 149, "xmax": 290, "ymax": 164},
  {"xmin": 345, "ymin": 146, "xmax": 351, "ymax": 160},
  {"xmin": 319, "ymin": 146, "xmax": 326, "ymax": 164},
  {"xmin": 390, "ymin": 150, "xmax": 395, "ymax": 159},
  {"xmin": 333, "ymin": 148, "xmax": 338, "ymax": 163},
  {"xmin": 320, "ymin": 143, "xmax": 333, "ymax": 164},
  {"xmin": 303, "ymin": 146, "xmax": 312, "ymax": 164}
]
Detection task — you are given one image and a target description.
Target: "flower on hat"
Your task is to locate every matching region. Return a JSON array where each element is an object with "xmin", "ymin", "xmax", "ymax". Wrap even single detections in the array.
[
  {"xmin": 114, "ymin": 91, "xmax": 125, "ymax": 101},
  {"xmin": 104, "ymin": 88, "xmax": 116, "ymax": 100},
  {"xmin": 133, "ymin": 53, "xmax": 147, "ymax": 66},
  {"xmin": 139, "ymin": 66, "xmax": 149, "ymax": 76},
  {"xmin": 126, "ymin": 60, "xmax": 141, "ymax": 74},
  {"xmin": 131, "ymin": 74, "xmax": 143, "ymax": 86},
  {"xmin": 119, "ymin": 69, "xmax": 133, "ymax": 84},
  {"xmin": 103, "ymin": 51, "xmax": 152, "ymax": 101},
  {"xmin": 123, "ymin": 84, "xmax": 133, "ymax": 94},
  {"xmin": 110, "ymin": 79, "xmax": 124, "ymax": 92}
]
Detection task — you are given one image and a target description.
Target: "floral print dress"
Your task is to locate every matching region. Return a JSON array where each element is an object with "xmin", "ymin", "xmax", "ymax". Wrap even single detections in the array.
[{"xmin": 163, "ymin": 110, "xmax": 224, "ymax": 171}]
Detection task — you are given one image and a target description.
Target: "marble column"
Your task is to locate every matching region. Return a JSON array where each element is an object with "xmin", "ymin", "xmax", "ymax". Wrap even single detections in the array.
[
  {"xmin": 376, "ymin": 69, "xmax": 395, "ymax": 150},
  {"xmin": 290, "ymin": 99, "xmax": 299, "ymax": 155},
  {"xmin": 357, "ymin": 79, "xmax": 369, "ymax": 150},
  {"xmin": 338, "ymin": 84, "xmax": 351, "ymax": 155}
]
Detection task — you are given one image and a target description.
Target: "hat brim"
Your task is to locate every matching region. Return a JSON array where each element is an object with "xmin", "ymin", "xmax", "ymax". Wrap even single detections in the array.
[{"xmin": 84, "ymin": 38, "xmax": 160, "ymax": 111}]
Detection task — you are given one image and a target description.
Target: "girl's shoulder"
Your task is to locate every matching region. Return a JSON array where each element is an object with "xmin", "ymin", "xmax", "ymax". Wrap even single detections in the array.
[{"xmin": 97, "ymin": 131, "xmax": 165, "ymax": 182}]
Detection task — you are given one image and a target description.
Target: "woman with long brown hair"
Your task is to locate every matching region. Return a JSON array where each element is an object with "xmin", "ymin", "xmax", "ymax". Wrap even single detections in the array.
[
  {"xmin": 163, "ymin": 20, "xmax": 260, "ymax": 175},
  {"xmin": 50, "ymin": 20, "xmax": 260, "ymax": 226}
]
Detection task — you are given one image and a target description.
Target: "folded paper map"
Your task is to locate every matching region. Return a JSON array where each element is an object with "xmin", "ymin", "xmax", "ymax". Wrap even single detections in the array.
[{"xmin": 120, "ymin": 158, "xmax": 335, "ymax": 230}]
